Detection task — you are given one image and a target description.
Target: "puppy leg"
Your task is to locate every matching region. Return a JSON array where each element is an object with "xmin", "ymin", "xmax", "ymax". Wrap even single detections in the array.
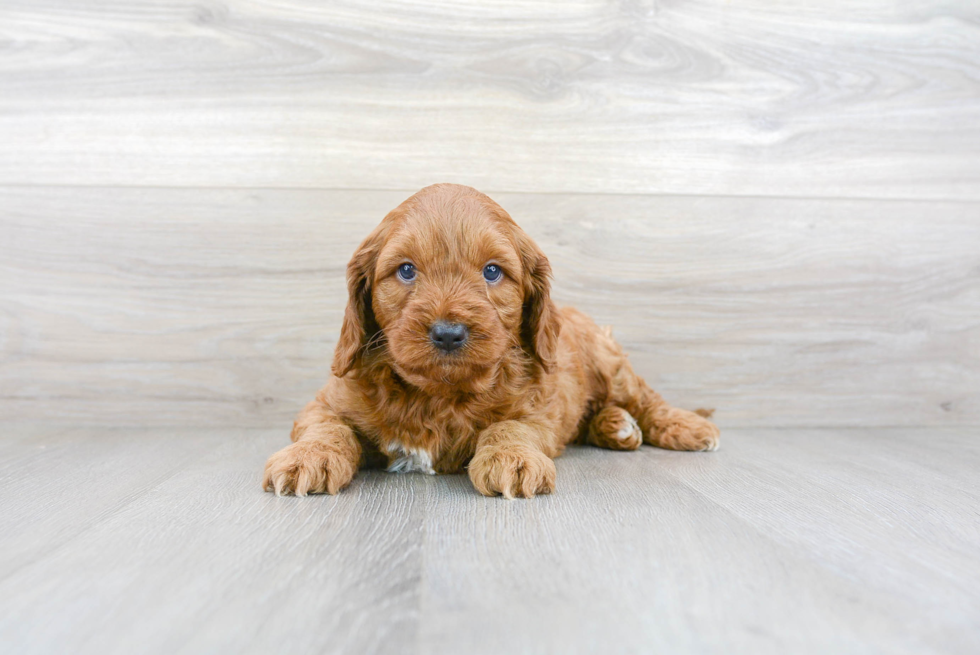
[
  {"xmin": 262, "ymin": 399, "xmax": 361, "ymax": 496},
  {"xmin": 587, "ymin": 406, "xmax": 642, "ymax": 451},
  {"xmin": 469, "ymin": 420, "xmax": 557, "ymax": 499},
  {"xmin": 612, "ymin": 362, "xmax": 720, "ymax": 452}
]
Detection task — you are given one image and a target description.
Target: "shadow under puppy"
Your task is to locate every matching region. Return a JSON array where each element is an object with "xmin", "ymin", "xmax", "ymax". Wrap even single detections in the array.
[{"xmin": 263, "ymin": 183, "xmax": 719, "ymax": 499}]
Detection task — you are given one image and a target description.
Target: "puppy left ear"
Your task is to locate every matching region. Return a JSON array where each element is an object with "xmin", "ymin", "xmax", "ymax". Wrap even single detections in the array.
[{"xmin": 519, "ymin": 238, "xmax": 562, "ymax": 373}]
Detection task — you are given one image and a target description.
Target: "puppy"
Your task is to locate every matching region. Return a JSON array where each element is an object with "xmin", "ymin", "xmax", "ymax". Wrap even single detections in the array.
[{"xmin": 263, "ymin": 184, "xmax": 719, "ymax": 499}]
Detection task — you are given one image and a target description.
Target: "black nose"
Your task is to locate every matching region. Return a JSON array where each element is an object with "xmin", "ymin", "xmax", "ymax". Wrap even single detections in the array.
[{"xmin": 429, "ymin": 321, "xmax": 469, "ymax": 353}]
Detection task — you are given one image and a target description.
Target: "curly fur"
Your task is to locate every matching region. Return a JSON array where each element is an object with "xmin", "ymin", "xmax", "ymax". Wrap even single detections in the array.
[{"xmin": 262, "ymin": 184, "xmax": 719, "ymax": 499}]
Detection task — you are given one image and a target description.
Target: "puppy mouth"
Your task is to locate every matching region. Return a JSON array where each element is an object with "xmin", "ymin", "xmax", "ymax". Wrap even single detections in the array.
[
  {"xmin": 407, "ymin": 349, "xmax": 488, "ymax": 376},
  {"xmin": 392, "ymin": 342, "xmax": 496, "ymax": 388},
  {"xmin": 431, "ymin": 345, "xmax": 469, "ymax": 361},
  {"xmin": 383, "ymin": 319, "xmax": 505, "ymax": 389},
  {"xmin": 392, "ymin": 363, "xmax": 492, "ymax": 395}
]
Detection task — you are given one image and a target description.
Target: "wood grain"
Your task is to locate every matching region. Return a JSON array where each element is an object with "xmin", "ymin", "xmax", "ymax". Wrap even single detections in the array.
[
  {"xmin": 2, "ymin": 2, "xmax": 977, "ymax": 651},
  {"xmin": 0, "ymin": 188, "xmax": 980, "ymax": 427},
  {"xmin": 0, "ymin": 1, "xmax": 978, "ymax": 197},
  {"xmin": 0, "ymin": 426, "xmax": 425, "ymax": 655},
  {"xmin": 2, "ymin": 186, "xmax": 977, "ymax": 428},
  {"xmin": 0, "ymin": 425, "xmax": 977, "ymax": 654},
  {"xmin": 421, "ymin": 429, "xmax": 980, "ymax": 654}
]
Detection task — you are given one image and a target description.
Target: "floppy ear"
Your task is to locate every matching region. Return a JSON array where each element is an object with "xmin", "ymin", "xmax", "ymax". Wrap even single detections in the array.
[
  {"xmin": 331, "ymin": 227, "xmax": 384, "ymax": 377},
  {"xmin": 518, "ymin": 235, "xmax": 563, "ymax": 373}
]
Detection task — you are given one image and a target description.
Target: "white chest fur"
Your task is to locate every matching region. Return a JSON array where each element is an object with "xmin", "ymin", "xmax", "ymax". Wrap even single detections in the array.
[{"xmin": 385, "ymin": 442, "xmax": 436, "ymax": 475}]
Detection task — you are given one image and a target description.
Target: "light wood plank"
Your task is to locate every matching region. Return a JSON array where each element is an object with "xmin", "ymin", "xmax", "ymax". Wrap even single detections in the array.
[
  {"xmin": 0, "ymin": 428, "xmax": 425, "ymax": 655},
  {"xmin": 2, "ymin": 187, "xmax": 978, "ymax": 427},
  {"xmin": 657, "ymin": 429, "xmax": 980, "ymax": 646},
  {"xmin": 0, "ymin": 1, "xmax": 978, "ymax": 198},
  {"xmin": 0, "ymin": 424, "xmax": 227, "ymax": 579},
  {"xmin": 0, "ymin": 426, "xmax": 977, "ymax": 654},
  {"xmin": 420, "ymin": 440, "xmax": 980, "ymax": 654}
]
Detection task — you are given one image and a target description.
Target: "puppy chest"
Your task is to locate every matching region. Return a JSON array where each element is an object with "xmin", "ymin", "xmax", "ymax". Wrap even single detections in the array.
[
  {"xmin": 384, "ymin": 442, "xmax": 436, "ymax": 475},
  {"xmin": 377, "ymin": 418, "xmax": 479, "ymax": 475}
]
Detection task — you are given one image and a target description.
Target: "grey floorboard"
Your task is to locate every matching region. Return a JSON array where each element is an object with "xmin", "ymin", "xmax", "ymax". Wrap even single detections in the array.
[
  {"xmin": 1, "ymin": 425, "xmax": 977, "ymax": 654},
  {"xmin": 3, "ymin": 187, "xmax": 978, "ymax": 429},
  {"xmin": 0, "ymin": 428, "xmax": 423, "ymax": 655}
]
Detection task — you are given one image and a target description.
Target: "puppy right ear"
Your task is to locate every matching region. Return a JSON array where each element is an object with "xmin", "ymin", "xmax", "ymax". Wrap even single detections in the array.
[
  {"xmin": 519, "ymin": 239, "xmax": 562, "ymax": 373},
  {"xmin": 331, "ymin": 227, "xmax": 384, "ymax": 377}
]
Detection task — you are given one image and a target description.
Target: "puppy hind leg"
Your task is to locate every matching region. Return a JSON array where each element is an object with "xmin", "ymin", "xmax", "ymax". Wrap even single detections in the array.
[
  {"xmin": 611, "ymin": 362, "xmax": 720, "ymax": 452},
  {"xmin": 587, "ymin": 406, "xmax": 642, "ymax": 451}
]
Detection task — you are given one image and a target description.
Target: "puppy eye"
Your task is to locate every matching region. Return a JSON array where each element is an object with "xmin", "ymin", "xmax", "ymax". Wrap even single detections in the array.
[
  {"xmin": 397, "ymin": 263, "xmax": 416, "ymax": 282},
  {"xmin": 483, "ymin": 264, "xmax": 502, "ymax": 283}
]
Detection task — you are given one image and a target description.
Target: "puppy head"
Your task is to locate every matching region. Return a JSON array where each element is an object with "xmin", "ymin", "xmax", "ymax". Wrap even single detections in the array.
[{"xmin": 331, "ymin": 184, "xmax": 561, "ymax": 393}]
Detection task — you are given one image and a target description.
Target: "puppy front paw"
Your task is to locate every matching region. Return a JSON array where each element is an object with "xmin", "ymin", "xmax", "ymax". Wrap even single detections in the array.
[
  {"xmin": 468, "ymin": 444, "xmax": 556, "ymax": 499},
  {"xmin": 262, "ymin": 439, "xmax": 357, "ymax": 496},
  {"xmin": 653, "ymin": 408, "xmax": 720, "ymax": 452}
]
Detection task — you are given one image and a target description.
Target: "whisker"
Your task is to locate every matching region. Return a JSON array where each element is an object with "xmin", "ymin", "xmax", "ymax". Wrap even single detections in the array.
[{"xmin": 359, "ymin": 331, "xmax": 388, "ymax": 357}]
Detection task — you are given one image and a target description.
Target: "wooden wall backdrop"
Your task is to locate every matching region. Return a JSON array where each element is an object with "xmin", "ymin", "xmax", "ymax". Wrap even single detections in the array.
[{"xmin": 1, "ymin": 0, "xmax": 978, "ymax": 428}]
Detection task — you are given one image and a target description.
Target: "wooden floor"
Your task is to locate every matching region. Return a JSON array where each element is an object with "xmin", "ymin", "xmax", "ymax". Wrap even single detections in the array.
[{"xmin": 1, "ymin": 424, "xmax": 977, "ymax": 654}]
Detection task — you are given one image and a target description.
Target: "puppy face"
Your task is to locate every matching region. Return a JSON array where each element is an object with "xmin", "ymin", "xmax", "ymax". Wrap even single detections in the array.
[{"xmin": 331, "ymin": 184, "xmax": 561, "ymax": 394}]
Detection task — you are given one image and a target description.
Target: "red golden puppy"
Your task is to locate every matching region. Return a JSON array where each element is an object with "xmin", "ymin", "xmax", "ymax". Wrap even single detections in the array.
[{"xmin": 263, "ymin": 184, "xmax": 719, "ymax": 499}]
